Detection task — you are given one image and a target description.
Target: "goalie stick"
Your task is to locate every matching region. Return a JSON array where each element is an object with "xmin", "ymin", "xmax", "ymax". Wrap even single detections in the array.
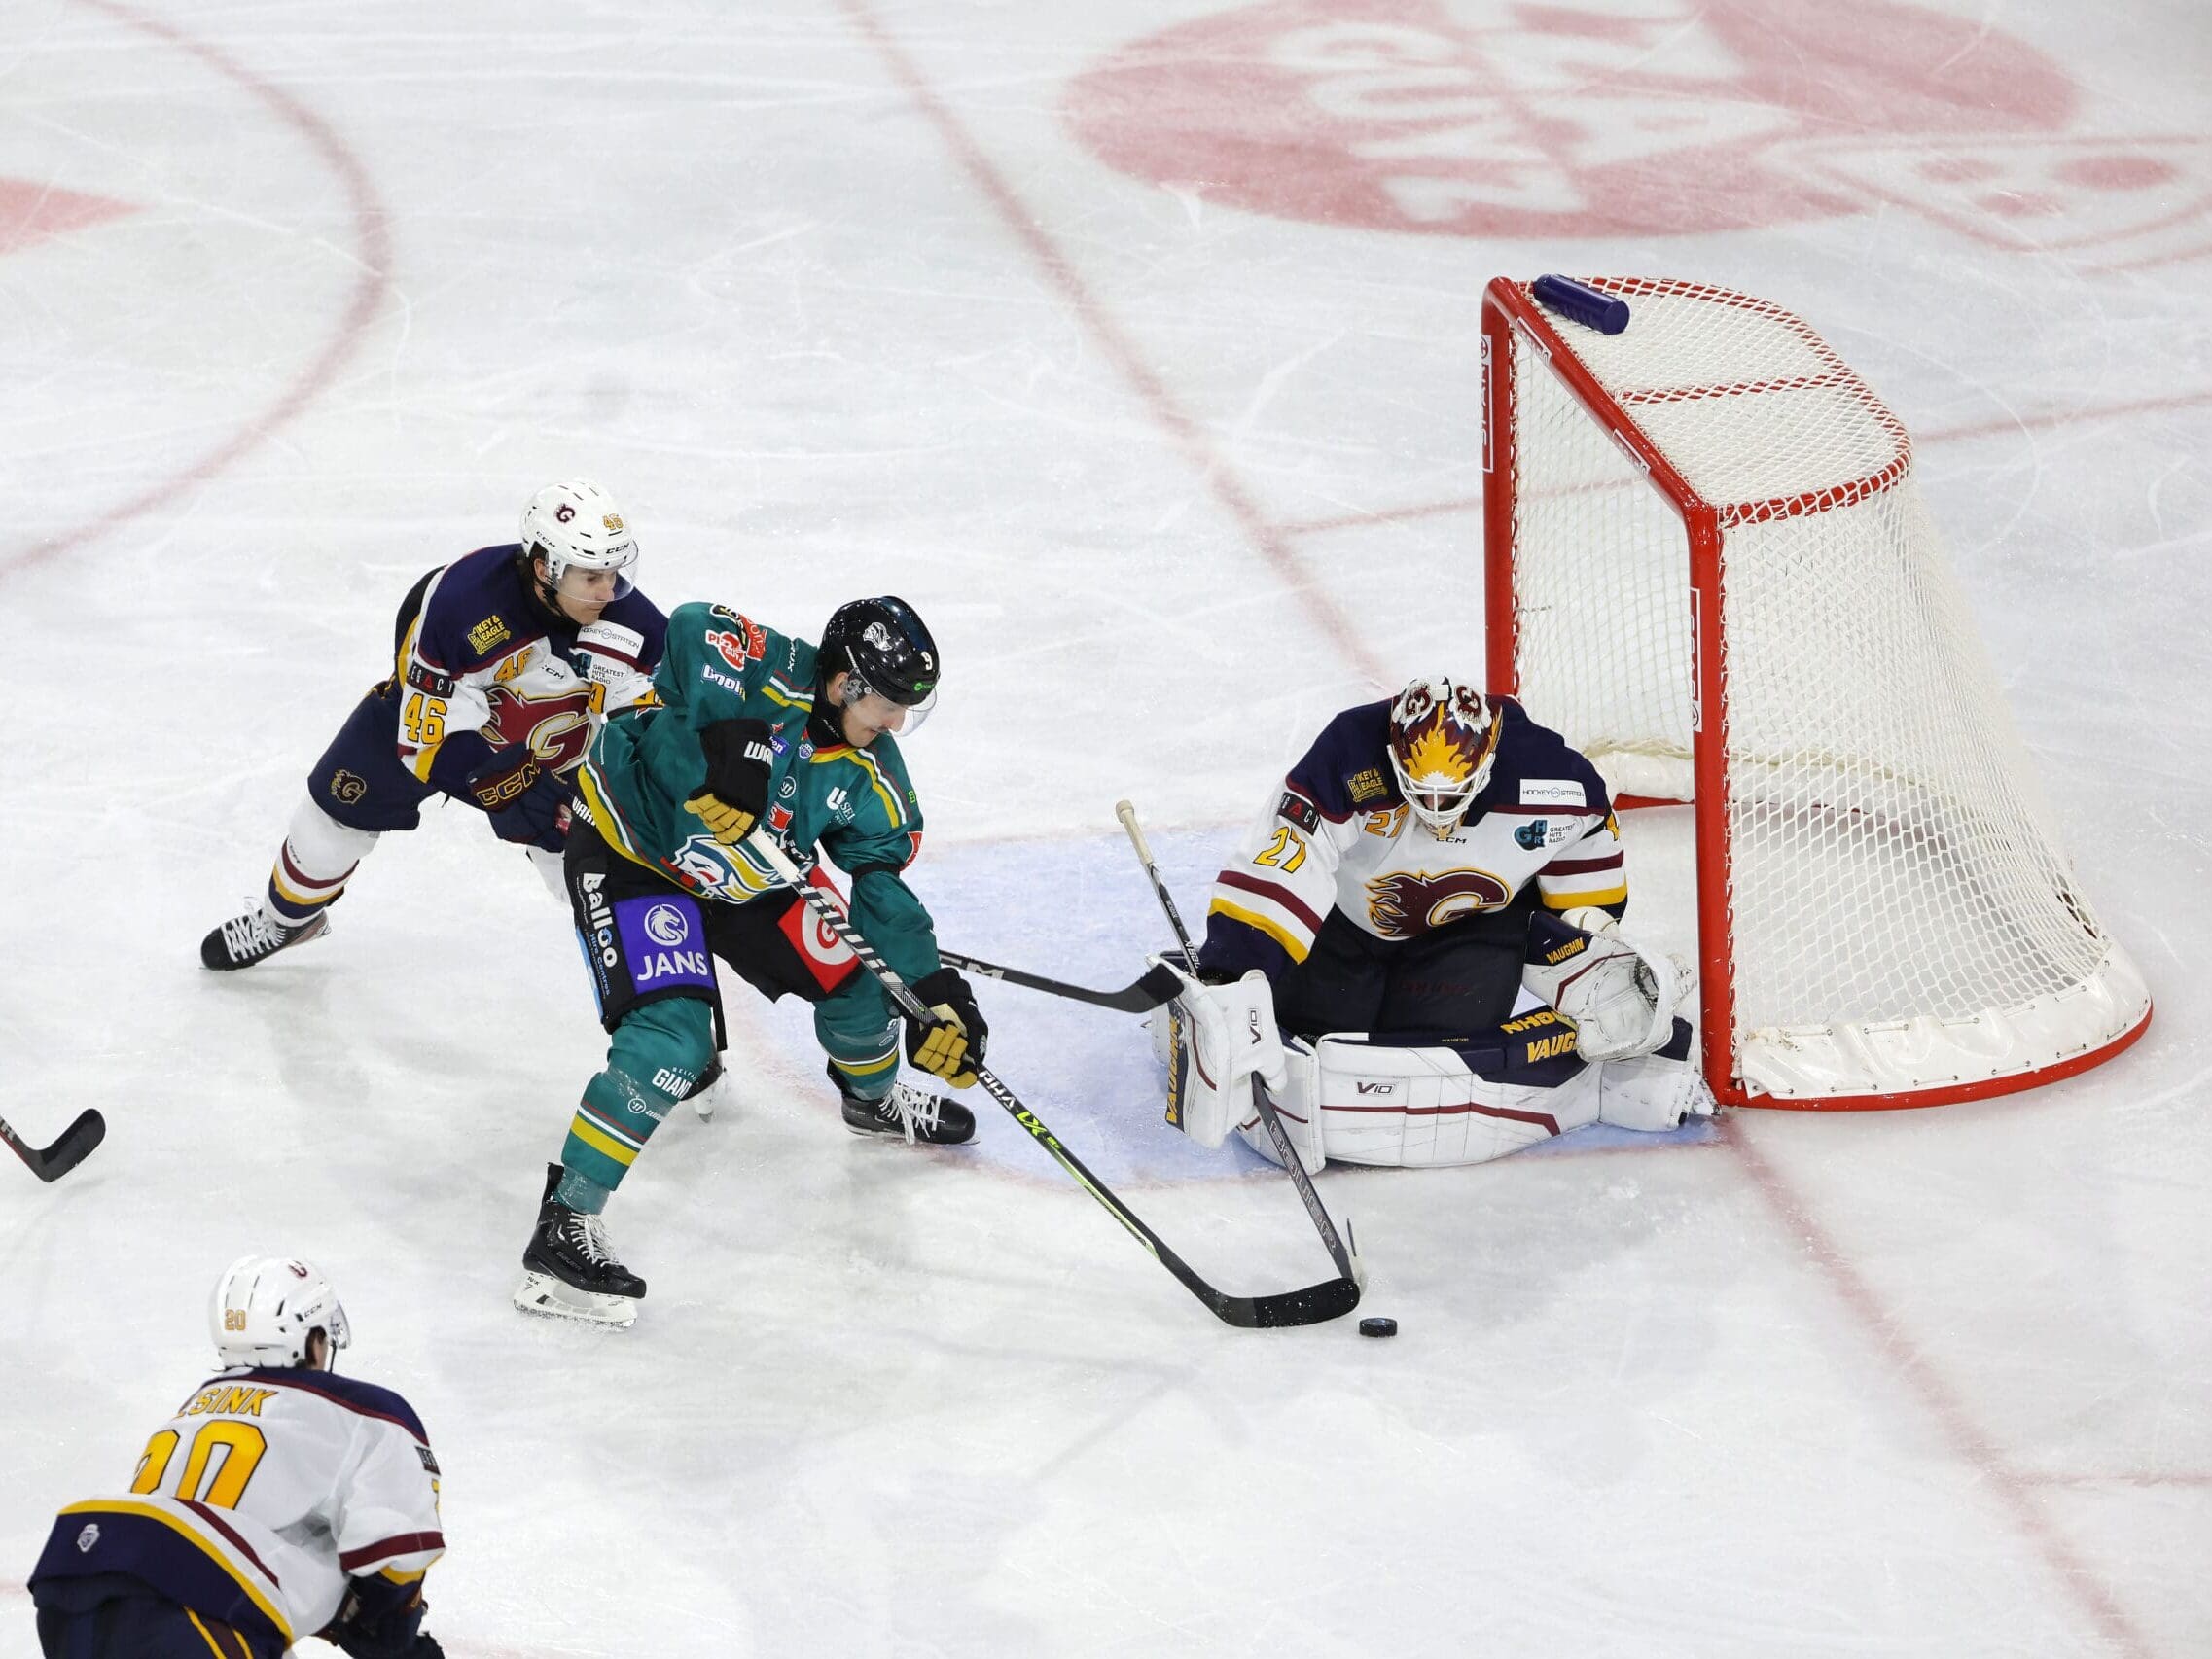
[
  {"xmin": 938, "ymin": 950, "xmax": 1181, "ymax": 1013},
  {"xmin": 2, "ymin": 1109, "xmax": 106, "ymax": 1182},
  {"xmin": 743, "ymin": 830, "xmax": 1359, "ymax": 1329},
  {"xmin": 1114, "ymin": 800, "xmax": 1363, "ymax": 1288}
]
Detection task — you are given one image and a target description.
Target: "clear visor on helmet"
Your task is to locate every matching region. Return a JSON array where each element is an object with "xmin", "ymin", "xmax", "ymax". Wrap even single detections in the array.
[
  {"xmin": 323, "ymin": 1299, "xmax": 353, "ymax": 1354},
  {"xmin": 838, "ymin": 669, "xmax": 936, "ymax": 734},
  {"xmin": 544, "ymin": 541, "xmax": 638, "ymax": 601}
]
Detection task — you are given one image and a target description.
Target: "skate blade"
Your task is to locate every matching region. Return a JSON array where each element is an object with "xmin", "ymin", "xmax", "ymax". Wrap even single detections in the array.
[{"xmin": 512, "ymin": 1270, "xmax": 638, "ymax": 1328}]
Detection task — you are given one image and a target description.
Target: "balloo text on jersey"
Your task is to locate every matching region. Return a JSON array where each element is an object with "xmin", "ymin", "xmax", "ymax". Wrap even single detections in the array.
[
  {"xmin": 30, "ymin": 1369, "xmax": 444, "ymax": 1655},
  {"xmin": 576, "ymin": 601, "xmax": 940, "ymax": 982},
  {"xmin": 1202, "ymin": 696, "xmax": 1627, "ymax": 976}
]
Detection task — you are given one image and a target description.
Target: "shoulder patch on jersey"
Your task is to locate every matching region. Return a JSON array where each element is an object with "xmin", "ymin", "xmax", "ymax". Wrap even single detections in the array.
[
  {"xmin": 1347, "ymin": 766, "xmax": 1388, "ymax": 805},
  {"xmin": 1521, "ymin": 778, "xmax": 1587, "ymax": 808},
  {"xmin": 467, "ymin": 616, "xmax": 511, "ymax": 654},
  {"xmin": 1278, "ymin": 790, "xmax": 1321, "ymax": 832},
  {"xmin": 404, "ymin": 661, "xmax": 454, "ymax": 698},
  {"xmin": 416, "ymin": 1444, "xmax": 441, "ymax": 1475},
  {"xmin": 707, "ymin": 625, "xmax": 766, "ymax": 671}
]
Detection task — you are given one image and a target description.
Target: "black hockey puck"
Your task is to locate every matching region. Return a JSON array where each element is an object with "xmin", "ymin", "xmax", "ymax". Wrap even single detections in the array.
[{"xmin": 1358, "ymin": 1316, "xmax": 1398, "ymax": 1338}]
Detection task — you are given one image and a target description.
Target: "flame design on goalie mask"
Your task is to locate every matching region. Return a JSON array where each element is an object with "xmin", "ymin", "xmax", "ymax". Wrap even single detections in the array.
[{"xmin": 1387, "ymin": 676, "xmax": 1499, "ymax": 837}]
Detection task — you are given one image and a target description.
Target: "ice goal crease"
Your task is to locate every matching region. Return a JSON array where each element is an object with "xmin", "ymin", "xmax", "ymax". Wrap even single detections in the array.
[{"xmin": 1481, "ymin": 275, "xmax": 2151, "ymax": 1110}]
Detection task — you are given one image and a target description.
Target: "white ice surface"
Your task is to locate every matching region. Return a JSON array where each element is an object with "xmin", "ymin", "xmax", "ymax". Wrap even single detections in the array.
[{"xmin": 2, "ymin": 2, "xmax": 2207, "ymax": 1655}]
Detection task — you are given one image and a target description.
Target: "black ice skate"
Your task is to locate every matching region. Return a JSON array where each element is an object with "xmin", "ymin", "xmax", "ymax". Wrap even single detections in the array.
[
  {"xmin": 832, "ymin": 1064, "xmax": 976, "ymax": 1146},
  {"xmin": 199, "ymin": 903, "xmax": 330, "ymax": 971},
  {"xmin": 513, "ymin": 1163, "xmax": 647, "ymax": 1328}
]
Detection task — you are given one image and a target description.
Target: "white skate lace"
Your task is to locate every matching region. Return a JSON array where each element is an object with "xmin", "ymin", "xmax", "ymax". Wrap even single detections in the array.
[
  {"xmin": 888, "ymin": 1080, "xmax": 942, "ymax": 1146},
  {"xmin": 220, "ymin": 907, "xmax": 288, "ymax": 962},
  {"xmin": 564, "ymin": 1212, "xmax": 619, "ymax": 1267}
]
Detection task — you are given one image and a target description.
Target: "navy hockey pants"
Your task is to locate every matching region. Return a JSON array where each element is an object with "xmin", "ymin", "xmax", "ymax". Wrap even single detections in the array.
[{"xmin": 35, "ymin": 1575, "xmax": 269, "ymax": 1659}]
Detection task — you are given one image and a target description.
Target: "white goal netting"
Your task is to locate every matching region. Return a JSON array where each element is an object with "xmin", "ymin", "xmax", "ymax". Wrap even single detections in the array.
[{"xmin": 1488, "ymin": 277, "xmax": 2149, "ymax": 1106}]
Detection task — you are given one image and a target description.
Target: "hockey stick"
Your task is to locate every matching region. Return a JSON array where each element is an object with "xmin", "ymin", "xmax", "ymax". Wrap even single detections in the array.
[
  {"xmin": 2, "ymin": 1109, "xmax": 106, "ymax": 1182},
  {"xmin": 743, "ymin": 831, "xmax": 1358, "ymax": 1328},
  {"xmin": 1113, "ymin": 801, "xmax": 1363, "ymax": 1287},
  {"xmin": 937, "ymin": 950, "xmax": 1181, "ymax": 1014}
]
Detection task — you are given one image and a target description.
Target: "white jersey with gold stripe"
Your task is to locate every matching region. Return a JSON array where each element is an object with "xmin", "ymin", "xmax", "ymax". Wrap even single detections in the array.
[
  {"xmin": 29, "ymin": 1368, "xmax": 444, "ymax": 1654},
  {"xmin": 1196, "ymin": 696, "xmax": 1624, "ymax": 980}
]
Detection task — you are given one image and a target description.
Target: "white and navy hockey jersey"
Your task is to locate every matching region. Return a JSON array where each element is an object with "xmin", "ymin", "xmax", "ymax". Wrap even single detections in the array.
[
  {"xmin": 1196, "ymin": 696, "xmax": 1626, "ymax": 981},
  {"xmin": 30, "ymin": 1368, "xmax": 444, "ymax": 1655}
]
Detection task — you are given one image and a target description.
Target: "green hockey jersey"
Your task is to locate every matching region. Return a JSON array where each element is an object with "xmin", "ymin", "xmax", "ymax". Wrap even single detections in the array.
[{"xmin": 575, "ymin": 601, "xmax": 942, "ymax": 982}]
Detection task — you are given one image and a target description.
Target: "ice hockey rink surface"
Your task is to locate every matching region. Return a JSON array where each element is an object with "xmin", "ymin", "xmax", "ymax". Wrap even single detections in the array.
[{"xmin": 4, "ymin": 1, "xmax": 2207, "ymax": 1654}]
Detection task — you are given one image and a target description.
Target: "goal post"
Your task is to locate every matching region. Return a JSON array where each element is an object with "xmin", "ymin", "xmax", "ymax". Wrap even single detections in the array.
[{"xmin": 1481, "ymin": 274, "xmax": 2151, "ymax": 1111}]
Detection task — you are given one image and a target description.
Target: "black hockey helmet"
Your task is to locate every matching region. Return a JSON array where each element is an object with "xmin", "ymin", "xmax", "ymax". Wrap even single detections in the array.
[{"xmin": 818, "ymin": 597, "xmax": 940, "ymax": 725}]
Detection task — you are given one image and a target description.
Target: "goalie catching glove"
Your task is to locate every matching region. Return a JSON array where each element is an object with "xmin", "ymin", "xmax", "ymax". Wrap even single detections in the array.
[
  {"xmin": 1522, "ymin": 907, "xmax": 1692, "ymax": 1062},
  {"xmin": 904, "ymin": 967, "xmax": 987, "ymax": 1088},
  {"xmin": 684, "ymin": 717, "xmax": 775, "ymax": 845}
]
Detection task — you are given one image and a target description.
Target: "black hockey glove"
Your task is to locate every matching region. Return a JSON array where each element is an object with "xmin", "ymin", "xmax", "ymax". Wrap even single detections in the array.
[
  {"xmin": 485, "ymin": 768, "xmax": 575, "ymax": 853},
  {"xmin": 685, "ymin": 718, "xmax": 775, "ymax": 845},
  {"xmin": 321, "ymin": 1575, "xmax": 437, "ymax": 1659},
  {"xmin": 464, "ymin": 747, "xmax": 542, "ymax": 812},
  {"xmin": 905, "ymin": 967, "xmax": 987, "ymax": 1089}
]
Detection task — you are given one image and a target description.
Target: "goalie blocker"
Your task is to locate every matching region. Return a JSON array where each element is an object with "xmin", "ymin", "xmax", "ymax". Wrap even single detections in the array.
[{"xmin": 1157, "ymin": 908, "xmax": 1712, "ymax": 1173}]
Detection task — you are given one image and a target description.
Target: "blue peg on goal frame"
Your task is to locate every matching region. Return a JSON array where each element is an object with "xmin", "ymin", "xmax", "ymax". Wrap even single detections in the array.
[{"xmin": 1532, "ymin": 273, "xmax": 1630, "ymax": 335}]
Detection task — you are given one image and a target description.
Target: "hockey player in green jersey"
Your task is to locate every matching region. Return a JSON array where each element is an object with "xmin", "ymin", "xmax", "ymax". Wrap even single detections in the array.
[{"xmin": 515, "ymin": 595, "xmax": 986, "ymax": 1326}]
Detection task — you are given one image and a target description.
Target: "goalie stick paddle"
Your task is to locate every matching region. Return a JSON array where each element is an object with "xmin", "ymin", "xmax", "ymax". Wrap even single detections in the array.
[
  {"xmin": 937, "ymin": 950, "xmax": 1182, "ymax": 1013},
  {"xmin": 2, "ymin": 1109, "xmax": 106, "ymax": 1182},
  {"xmin": 742, "ymin": 832, "xmax": 1359, "ymax": 1329},
  {"xmin": 1114, "ymin": 800, "xmax": 1365, "ymax": 1289}
]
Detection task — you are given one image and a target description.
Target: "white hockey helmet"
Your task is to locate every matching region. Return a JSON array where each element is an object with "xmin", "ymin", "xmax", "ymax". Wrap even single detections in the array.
[
  {"xmin": 210, "ymin": 1255, "xmax": 352, "ymax": 1370},
  {"xmin": 1387, "ymin": 675, "xmax": 1501, "ymax": 836},
  {"xmin": 519, "ymin": 478, "xmax": 638, "ymax": 598}
]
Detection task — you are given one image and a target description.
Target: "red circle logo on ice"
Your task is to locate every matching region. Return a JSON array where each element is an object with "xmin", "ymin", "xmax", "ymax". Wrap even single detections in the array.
[{"xmin": 1066, "ymin": 0, "xmax": 2086, "ymax": 238}]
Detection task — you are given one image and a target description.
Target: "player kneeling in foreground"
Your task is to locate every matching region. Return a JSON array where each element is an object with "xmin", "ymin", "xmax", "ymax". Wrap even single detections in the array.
[
  {"xmin": 1158, "ymin": 675, "xmax": 1712, "ymax": 1173},
  {"xmin": 28, "ymin": 1257, "xmax": 446, "ymax": 1659},
  {"xmin": 199, "ymin": 479, "xmax": 668, "ymax": 971},
  {"xmin": 515, "ymin": 596, "xmax": 987, "ymax": 1327}
]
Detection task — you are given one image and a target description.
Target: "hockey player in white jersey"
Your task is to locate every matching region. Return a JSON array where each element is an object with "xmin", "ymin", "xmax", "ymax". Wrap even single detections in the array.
[
  {"xmin": 1158, "ymin": 675, "xmax": 1712, "ymax": 1173},
  {"xmin": 28, "ymin": 1257, "xmax": 445, "ymax": 1659}
]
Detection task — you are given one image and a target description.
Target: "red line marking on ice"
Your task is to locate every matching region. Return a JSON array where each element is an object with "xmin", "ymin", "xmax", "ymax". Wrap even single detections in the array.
[
  {"xmin": 1721, "ymin": 1117, "xmax": 2156, "ymax": 1658},
  {"xmin": 2020, "ymin": 1470, "xmax": 2212, "ymax": 1488},
  {"xmin": 836, "ymin": 0, "xmax": 1383, "ymax": 688},
  {"xmin": 10, "ymin": 0, "xmax": 394, "ymax": 574}
]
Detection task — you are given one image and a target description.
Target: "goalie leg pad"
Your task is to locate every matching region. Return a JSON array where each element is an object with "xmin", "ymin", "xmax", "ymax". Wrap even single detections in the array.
[
  {"xmin": 1596, "ymin": 1050, "xmax": 1718, "ymax": 1130},
  {"xmin": 1231, "ymin": 1040, "xmax": 1325, "ymax": 1175},
  {"xmin": 1291, "ymin": 1035, "xmax": 1603, "ymax": 1168}
]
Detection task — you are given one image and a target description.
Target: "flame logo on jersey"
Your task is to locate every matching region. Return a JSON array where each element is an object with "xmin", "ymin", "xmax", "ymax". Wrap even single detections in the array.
[
  {"xmin": 1365, "ymin": 867, "xmax": 1512, "ymax": 936},
  {"xmin": 482, "ymin": 683, "xmax": 594, "ymax": 772}
]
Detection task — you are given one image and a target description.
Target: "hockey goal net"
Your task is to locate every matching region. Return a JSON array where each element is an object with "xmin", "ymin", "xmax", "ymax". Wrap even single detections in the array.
[{"xmin": 1481, "ymin": 275, "xmax": 2151, "ymax": 1110}]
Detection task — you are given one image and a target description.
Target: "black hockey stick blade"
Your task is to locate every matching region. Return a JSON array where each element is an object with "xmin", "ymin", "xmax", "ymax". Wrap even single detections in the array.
[
  {"xmin": 2, "ymin": 1109, "xmax": 107, "ymax": 1182},
  {"xmin": 939, "ymin": 950, "xmax": 1181, "ymax": 1013},
  {"xmin": 1215, "ymin": 1267, "xmax": 1365, "ymax": 1329},
  {"xmin": 982, "ymin": 1070, "xmax": 1360, "ymax": 1329}
]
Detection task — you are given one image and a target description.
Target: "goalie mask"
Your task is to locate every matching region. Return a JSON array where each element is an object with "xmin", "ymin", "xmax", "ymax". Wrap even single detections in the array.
[
  {"xmin": 1387, "ymin": 675, "xmax": 1500, "ymax": 836},
  {"xmin": 519, "ymin": 478, "xmax": 639, "ymax": 602},
  {"xmin": 211, "ymin": 1255, "xmax": 352, "ymax": 1371},
  {"xmin": 819, "ymin": 596, "xmax": 940, "ymax": 732}
]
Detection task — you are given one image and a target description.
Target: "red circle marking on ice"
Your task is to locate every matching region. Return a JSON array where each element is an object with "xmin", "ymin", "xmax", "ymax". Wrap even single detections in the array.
[
  {"xmin": 9, "ymin": 0, "xmax": 392, "ymax": 573},
  {"xmin": 1066, "ymin": 0, "xmax": 2079, "ymax": 238}
]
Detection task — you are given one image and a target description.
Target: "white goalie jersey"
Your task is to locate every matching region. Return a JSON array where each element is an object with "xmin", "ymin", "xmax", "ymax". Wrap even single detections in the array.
[{"xmin": 1195, "ymin": 695, "xmax": 1626, "ymax": 982}]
